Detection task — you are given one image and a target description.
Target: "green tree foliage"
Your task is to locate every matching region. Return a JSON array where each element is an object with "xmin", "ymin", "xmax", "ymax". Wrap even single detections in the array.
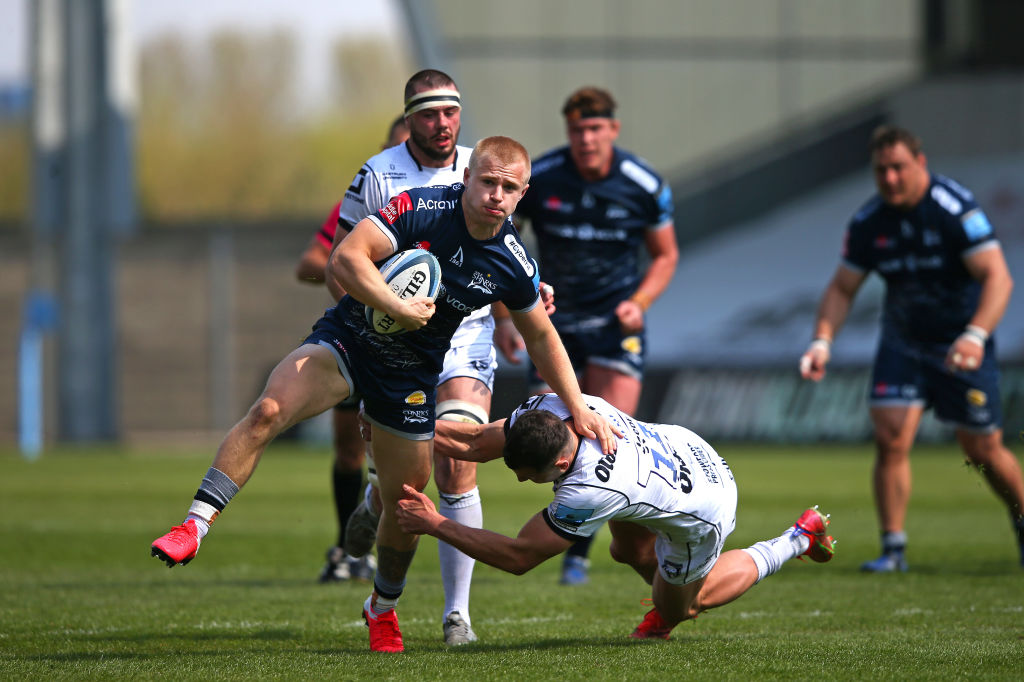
[
  {"xmin": 138, "ymin": 29, "xmax": 410, "ymax": 222},
  {"xmin": 0, "ymin": 122, "xmax": 28, "ymax": 221}
]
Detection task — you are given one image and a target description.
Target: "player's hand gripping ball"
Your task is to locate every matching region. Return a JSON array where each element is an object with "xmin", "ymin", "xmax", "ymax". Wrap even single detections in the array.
[{"xmin": 365, "ymin": 248, "xmax": 442, "ymax": 334}]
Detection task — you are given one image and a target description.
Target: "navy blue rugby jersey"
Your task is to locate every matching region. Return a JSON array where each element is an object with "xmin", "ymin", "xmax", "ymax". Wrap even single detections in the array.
[
  {"xmin": 515, "ymin": 146, "xmax": 674, "ymax": 313},
  {"xmin": 842, "ymin": 174, "xmax": 999, "ymax": 345},
  {"xmin": 334, "ymin": 183, "xmax": 541, "ymax": 372}
]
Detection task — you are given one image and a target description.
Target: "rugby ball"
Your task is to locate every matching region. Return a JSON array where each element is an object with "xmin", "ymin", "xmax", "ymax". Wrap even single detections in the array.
[{"xmin": 365, "ymin": 248, "xmax": 442, "ymax": 335}]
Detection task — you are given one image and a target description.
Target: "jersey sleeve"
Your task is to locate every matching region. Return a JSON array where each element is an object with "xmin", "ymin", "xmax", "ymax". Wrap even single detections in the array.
[
  {"xmin": 651, "ymin": 182, "xmax": 675, "ymax": 230},
  {"xmin": 338, "ymin": 164, "xmax": 387, "ymax": 231},
  {"xmin": 840, "ymin": 219, "xmax": 873, "ymax": 273},
  {"xmin": 366, "ymin": 191, "xmax": 417, "ymax": 252},
  {"xmin": 953, "ymin": 206, "xmax": 998, "ymax": 256},
  {"xmin": 542, "ymin": 483, "xmax": 620, "ymax": 540},
  {"xmin": 500, "ymin": 232, "xmax": 542, "ymax": 312}
]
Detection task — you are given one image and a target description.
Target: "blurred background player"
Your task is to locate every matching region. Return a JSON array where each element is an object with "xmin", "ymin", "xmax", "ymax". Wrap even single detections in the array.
[
  {"xmin": 294, "ymin": 114, "xmax": 409, "ymax": 584},
  {"xmin": 325, "ymin": 69, "xmax": 494, "ymax": 645},
  {"xmin": 508, "ymin": 86, "xmax": 678, "ymax": 585},
  {"xmin": 800, "ymin": 125, "xmax": 1024, "ymax": 571}
]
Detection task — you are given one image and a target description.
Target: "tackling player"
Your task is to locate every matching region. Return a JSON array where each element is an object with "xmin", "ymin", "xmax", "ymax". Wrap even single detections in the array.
[
  {"xmin": 800, "ymin": 125, "xmax": 1023, "ymax": 571},
  {"xmin": 395, "ymin": 393, "xmax": 834, "ymax": 639}
]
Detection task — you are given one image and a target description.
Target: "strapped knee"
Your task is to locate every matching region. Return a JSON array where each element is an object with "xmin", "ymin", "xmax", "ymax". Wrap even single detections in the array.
[{"xmin": 436, "ymin": 400, "xmax": 488, "ymax": 425}]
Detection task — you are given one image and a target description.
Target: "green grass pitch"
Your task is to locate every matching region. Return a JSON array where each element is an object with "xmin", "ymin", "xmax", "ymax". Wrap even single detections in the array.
[{"xmin": 1, "ymin": 441, "xmax": 1022, "ymax": 680}]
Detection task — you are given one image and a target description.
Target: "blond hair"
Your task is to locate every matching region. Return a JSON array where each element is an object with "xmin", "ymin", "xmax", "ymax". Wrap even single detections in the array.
[{"xmin": 468, "ymin": 136, "xmax": 531, "ymax": 179}]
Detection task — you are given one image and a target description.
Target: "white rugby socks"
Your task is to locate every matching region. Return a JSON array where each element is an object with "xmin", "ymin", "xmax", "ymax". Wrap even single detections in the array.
[
  {"xmin": 437, "ymin": 486, "xmax": 482, "ymax": 624},
  {"xmin": 742, "ymin": 527, "xmax": 811, "ymax": 583}
]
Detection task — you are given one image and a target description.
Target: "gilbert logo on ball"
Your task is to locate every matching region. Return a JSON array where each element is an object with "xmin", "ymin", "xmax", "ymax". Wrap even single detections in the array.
[{"xmin": 365, "ymin": 248, "xmax": 442, "ymax": 334}]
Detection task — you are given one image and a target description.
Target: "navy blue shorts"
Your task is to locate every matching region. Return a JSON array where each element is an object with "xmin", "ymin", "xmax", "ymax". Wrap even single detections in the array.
[
  {"xmin": 870, "ymin": 334, "xmax": 1002, "ymax": 432},
  {"xmin": 303, "ymin": 316, "xmax": 436, "ymax": 440},
  {"xmin": 528, "ymin": 309, "xmax": 645, "ymax": 389}
]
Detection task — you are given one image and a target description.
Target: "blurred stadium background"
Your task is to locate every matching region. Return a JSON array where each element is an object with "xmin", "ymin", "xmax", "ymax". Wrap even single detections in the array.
[{"xmin": 0, "ymin": 0, "xmax": 1022, "ymax": 451}]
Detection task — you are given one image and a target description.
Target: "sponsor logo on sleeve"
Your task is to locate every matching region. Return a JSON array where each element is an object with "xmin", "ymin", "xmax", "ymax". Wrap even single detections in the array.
[
  {"xmin": 504, "ymin": 235, "xmax": 535, "ymax": 277},
  {"xmin": 379, "ymin": 193, "xmax": 413, "ymax": 225},
  {"xmin": 962, "ymin": 209, "xmax": 993, "ymax": 241},
  {"xmin": 551, "ymin": 504, "xmax": 594, "ymax": 530}
]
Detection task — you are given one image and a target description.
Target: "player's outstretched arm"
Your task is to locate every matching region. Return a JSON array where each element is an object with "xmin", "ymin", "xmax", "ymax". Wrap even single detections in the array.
[
  {"xmin": 434, "ymin": 419, "xmax": 508, "ymax": 463},
  {"xmin": 511, "ymin": 305, "xmax": 622, "ymax": 453},
  {"xmin": 396, "ymin": 485, "xmax": 571, "ymax": 574}
]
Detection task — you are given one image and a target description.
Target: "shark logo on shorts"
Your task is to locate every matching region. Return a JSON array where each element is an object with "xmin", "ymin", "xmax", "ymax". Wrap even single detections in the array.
[{"xmin": 402, "ymin": 409, "xmax": 429, "ymax": 424}]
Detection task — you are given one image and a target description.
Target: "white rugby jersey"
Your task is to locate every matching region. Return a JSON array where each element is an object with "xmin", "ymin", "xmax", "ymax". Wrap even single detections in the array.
[
  {"xmin": 338, "ymin": 142, "xmax": 491, "ymax": 332},
  {"xmin": 508, "ymin": 394, "xmax": 736, "ymax": 545}
]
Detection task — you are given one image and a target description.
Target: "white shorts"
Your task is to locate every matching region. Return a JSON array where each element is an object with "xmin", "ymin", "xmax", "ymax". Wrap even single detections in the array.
[
  {"xmin": 653, "ymin": 455, "xmax": 737, "ymax": 585},
  {"xmin": 439, "ymin": 318, "xmax": 497, "ymax": 391}
]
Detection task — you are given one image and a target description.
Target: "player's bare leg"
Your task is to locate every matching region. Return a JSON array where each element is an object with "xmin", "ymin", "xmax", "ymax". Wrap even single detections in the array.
[
  {"xmin": 632, "ymin": 508, "xmax": 833, "ymax": 639},
  {"xmin": 608, "ymin": 520, "xmax": 658, "ymax": 584},
  {"xmin": 361, "ymin": 430, "xmax": 432, "ymax": 652},
  {"xmin": 582, "ymin": 364, "xmax": 641, "ymax": 416},
  {"xmin": 153, "ymin": 344, "xmax": 351, "ymax": 567},
  {"xmin": 434, "ymin": 375, "xmax": 490, "ymax": 644},
  {"xmin": 213, "ymin": 345, "xmax": 352, "ymax": 484},
  {"xmin": 956, "ymin": 428, "xmax": 1024, "ymax": 564},
  {"xmin": 862, "ymin": 405, "xmax": 922, "ymax": 572},
  {"xmin": 372, "ymin": 431, "xmax": 433, "ymax": 579},
  {"xmin": 956, "ymin": 429, "xmax": 1024, "ymax": 512}
]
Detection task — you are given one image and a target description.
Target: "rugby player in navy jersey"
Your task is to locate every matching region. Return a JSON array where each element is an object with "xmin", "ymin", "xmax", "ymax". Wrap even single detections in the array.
[
  {"xmin": 294, "ymin": 114, "xmax": 408, "ymax": 588},
  {"xmin": 395, "ymin": 393, "xmax": 834, "ymax": 640},
  {"xmin": 800, "ymin": 125, "xmax": 1023, "ymax": 572},
  {"xmin": 151, "ymin": 136, "xmax": 622, "ymax": 653},
  {"xmin": 508, "ymin": 86, "xmax": 679, "ymax": 585}
]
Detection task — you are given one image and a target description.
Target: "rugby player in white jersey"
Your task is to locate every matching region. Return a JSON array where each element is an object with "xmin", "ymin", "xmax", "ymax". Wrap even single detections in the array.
[
  {"xmin": 395, "ymin": 394, "xmax": 836, "ymax": 639},
  {"xmin": 324, "ymin": 69, "xmax": 488, "ymax": 646}
]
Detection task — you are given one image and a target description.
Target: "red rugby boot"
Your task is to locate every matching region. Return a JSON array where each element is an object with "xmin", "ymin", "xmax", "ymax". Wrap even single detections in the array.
[
  {"xmin": 151, "ymin": 519, "xmax": 201, "ymax": 567},
  {"xmin": 363, "ymin": 602, "xmax": 404, "ymax": 653},
  {"xmin": 792, "ymin": 506, "xmax": 835, "ymax": 563}
]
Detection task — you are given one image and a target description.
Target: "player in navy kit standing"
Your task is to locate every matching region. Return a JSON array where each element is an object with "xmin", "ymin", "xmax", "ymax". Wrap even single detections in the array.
[
  {"xmin": 510, "ymin": 86, "xmax": 679, "ymax": 584},
  {"xmin": 150, "ymin": 136, "xmax": 622, "ymax": 653},
  {"xmin": 800, "ymin": 125, "xmax": 1023, "ymax": 571}
]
